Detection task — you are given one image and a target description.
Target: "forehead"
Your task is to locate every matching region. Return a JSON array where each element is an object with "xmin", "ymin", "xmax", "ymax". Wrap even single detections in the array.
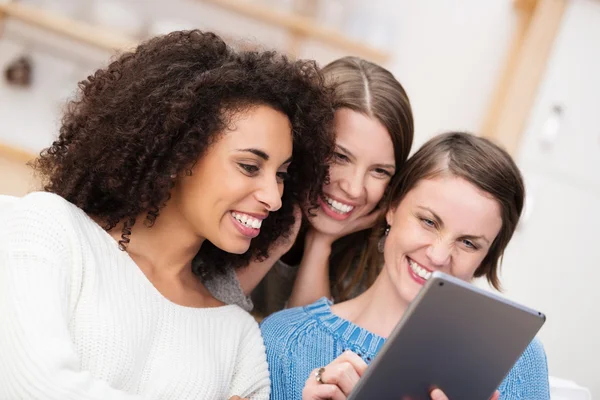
[
  {"xmin": 216, "ymin": 105, "xmax": 292, "ymax": 150},
  {"xmin": 334, "ymin": 109, "xmax": 394, "ymax": 160},
  {"xmin": 403, "ymin": 175, "xmax": 503, "ymax": 238}
]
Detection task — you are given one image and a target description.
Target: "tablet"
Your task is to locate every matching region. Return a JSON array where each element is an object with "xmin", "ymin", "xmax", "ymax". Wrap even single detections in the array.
[{"xmin": 348, "ymin": 271, "xmax": 546, "ymax": 400}]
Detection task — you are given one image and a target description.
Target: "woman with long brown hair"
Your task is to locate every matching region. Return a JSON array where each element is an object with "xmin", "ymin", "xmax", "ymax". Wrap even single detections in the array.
[{"xmin": 207, "ymin": 56, "xmax": 414, "ymax": 317}]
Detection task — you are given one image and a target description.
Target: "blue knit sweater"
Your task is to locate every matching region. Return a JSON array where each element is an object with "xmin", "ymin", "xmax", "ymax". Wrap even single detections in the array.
[{"xmin": 261, "ymin": 297, "xmax": 550, "ymax": 400}]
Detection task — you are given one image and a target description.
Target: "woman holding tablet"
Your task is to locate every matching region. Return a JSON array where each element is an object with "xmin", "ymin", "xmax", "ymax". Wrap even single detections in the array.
[{"xmin": 261, "ymin": 132, "xmax": 549, "ymax": 400}]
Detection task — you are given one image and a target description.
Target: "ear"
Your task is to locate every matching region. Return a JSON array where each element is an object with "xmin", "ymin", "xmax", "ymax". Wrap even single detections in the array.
[{"xmin": 385, "ymin": 206, "xmax": 396, "ymax": 227}]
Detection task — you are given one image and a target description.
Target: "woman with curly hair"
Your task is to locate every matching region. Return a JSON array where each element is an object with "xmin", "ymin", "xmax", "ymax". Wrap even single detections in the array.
[{"xmin": 0, "ymin": 30, "xmax": 334, "ymax": 399}]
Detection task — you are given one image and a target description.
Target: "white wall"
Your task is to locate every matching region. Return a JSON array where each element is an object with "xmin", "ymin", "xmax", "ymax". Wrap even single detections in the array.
[
  {"xmin": 499, "ymin": 0, "xmax": 600, "ymax": 396},
  {"xmin": 1, "ymin": 0, "xmax": 598, "ymax": 395},
  {"xmin": 0, "ymin": 0, "xmax": 517, "ymax": 153}
]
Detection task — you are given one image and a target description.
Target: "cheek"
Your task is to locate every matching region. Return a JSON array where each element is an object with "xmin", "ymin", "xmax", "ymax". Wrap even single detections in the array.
[
  {"xmin": 394, "ymin": 220, "xmax": 431, "ymax": 247},
  {"xmin": 360, "ymin": 179, "xmax": 388, "ymax": 213},
  {"xmin": 453, "ymin": 253, "xmax": 488, "ymax": 280},
  {"xmin": 368, "ymin": 179, "xmax": 388, "ymax": 203}
]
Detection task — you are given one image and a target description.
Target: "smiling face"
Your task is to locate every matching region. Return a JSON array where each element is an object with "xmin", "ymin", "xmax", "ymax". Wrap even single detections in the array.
[
  {"xmin": 170, "ymin": 105, "xmax": 293, "ymax": 254},
  {"xmin": 310, "ymin": 108, "xmax": 396, "ymax": 235},
  {"xmin": 382, "ymin": 174, "xmax": 503, "ymax": 306}
]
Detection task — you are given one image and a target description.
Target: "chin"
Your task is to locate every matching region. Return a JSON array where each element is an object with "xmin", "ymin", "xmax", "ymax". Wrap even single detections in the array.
[
  {"xmin": 396, "ymin": 284, "xmax": 419, "ymax": 305},
  {"xmin": 311, "ymin": 213, "xmax": 350, "ymax": 235},
  {"xmin": 211, "ymin": 237, "xmax": 251, "ymax": 255},
  {"xmin": 224, "ymin": 243, "xmax": 251, "ymax": 255}
]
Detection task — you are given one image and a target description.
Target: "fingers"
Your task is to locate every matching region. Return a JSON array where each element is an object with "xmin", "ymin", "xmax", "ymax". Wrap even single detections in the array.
[
  {"xmin": 228, "ymin": 397, "xmax": 248, "ymax": 400},
  {"xmin": 430, "ymin": 388, "xmax": 449, "ymax": 400},
  {"xmin": 302, "ymin": 383, "xmax": 346, "ymax": 400},
  {"xmin": 333, "ymin": 350, "xmax": 369, "ymax": 377},
  {"xmin": 317, "ymin": 361, "xmax": 361, "ymax": 395},
  {"xmin": 301, "ymin": 351, "xmax": 368, "ymax": 400},
  {"xmin": 429, "ymin": 388, "xmax": 500, "ymax": 400}
]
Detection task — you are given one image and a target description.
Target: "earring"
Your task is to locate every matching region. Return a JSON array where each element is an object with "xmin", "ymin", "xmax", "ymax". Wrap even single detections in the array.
[{"xmin": 378, "ymin": 225, "xmax": 390, "ymax": 253}]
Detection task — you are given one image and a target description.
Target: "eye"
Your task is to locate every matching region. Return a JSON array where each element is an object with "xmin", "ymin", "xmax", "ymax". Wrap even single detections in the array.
[
  {"xmin": 373, "ymin": 168, "xmax": 393, "ymax": 178},
  {"xmin": 276, "ymin": 171, "xmax": 290, "ymax": 183},
  {"xmin": 333, "ymin": 152, "xmax": 350, "ymax": 163},
  {"xmin": 420, "ymin": 217, "xmax": 436, "ymax": 228},
  {"xmin": 462, "ymin": 239, "xmax": 478, "ymax": 250},
  {"xmin": 238, "ymin": 163, "xmax": 259, "ymax": 175}
]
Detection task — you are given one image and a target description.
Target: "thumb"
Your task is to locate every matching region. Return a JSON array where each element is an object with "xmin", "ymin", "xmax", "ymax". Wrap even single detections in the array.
[{"xmin": 429, "ymin": 388, "xmax": 449, "ymax": 400}]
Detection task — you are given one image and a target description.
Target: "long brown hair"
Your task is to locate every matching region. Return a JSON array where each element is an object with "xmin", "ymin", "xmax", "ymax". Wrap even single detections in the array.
[
  {"xmin": 323, "ymin": 57, "xmax": 414, "ymax": 301},
  {"xmin": 383, "ymin": 132, "xmax": 525, "ymax": 290}
]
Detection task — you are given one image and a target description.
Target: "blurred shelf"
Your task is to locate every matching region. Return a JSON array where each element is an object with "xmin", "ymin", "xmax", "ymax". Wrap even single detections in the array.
[
  {"xmin": 0, "ymin": 142, "xmax": 36, "ymax": 164},
  {"xmin": 199, "ymin": 0, "xmax": 391, "ymax": 63},
  {"xmin": 0, "ymin": 1, "xmax": 138, "ymax": 52},
  {"xmin": 0, "ymin": 143, "xmax": 38, "ymax": 196},
  {"xmin": 0, "ymin": 0, "xmax": 390, "ymax": 62},
  {"xmin": 481, "ymin": 0, "xmax": 567, "ymax": 154}
]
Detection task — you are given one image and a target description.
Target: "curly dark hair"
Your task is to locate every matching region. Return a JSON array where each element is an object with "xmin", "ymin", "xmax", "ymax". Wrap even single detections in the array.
[{"xmin": 33, "ymin": 30, "xmax": 335, "ymax": 277}]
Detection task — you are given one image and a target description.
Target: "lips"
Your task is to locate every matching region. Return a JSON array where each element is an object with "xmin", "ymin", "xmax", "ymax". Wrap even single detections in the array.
[
  {"xmin": 230, "ymin": 211, "xmax": 264, "ymax": 238},
  {"xmin": 318, "ymin": 195, "xmax": 358, "ymax": 221},
  {"xmin": 406, "ymin": 257, "xmax": 433, "ymax": 285}
]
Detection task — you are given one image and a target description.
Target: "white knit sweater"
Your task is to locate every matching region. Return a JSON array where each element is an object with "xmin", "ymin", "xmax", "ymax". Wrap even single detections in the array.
[{"xmin": 0, "ymin": 192, "xmax": 270, "ymax": 400}]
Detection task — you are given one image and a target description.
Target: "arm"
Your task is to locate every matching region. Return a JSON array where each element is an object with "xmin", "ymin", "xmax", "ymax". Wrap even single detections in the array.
[
  {"xmin": 286, "ymin": 229, "xmax": 333, "ymax": 308},
  {"xmin": 287, "ymin": 209, "xmax": 382, "ymax": 308},
  {"xmin": 227, "ymin": 318, "xmax": 270, "ymax": 400},
  {"xmin": 0, "ymin": 197, "xmax": 143, "ymax": 400},
  {"xmin": 498, "ymin": 339, "xmax": 550, "ymax": 400}
]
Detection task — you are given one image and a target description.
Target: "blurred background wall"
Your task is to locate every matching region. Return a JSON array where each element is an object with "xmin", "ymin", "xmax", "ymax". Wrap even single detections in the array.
[{"xmin": 0, "ymin": 0, "xmax": 598, "ymax": 397}]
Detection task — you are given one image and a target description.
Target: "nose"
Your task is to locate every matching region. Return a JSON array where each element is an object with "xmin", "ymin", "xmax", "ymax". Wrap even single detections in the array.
[
  {"xmin": 255, "ymin": 176, "xmax": 283, "ymax": 212},
  {"xmin": 426, "ymin": 239, "xmax": 452, "ymax": 268},
  {"xmin": 338, "ymin": 168, "xmax": 365, "ymax": 200}
]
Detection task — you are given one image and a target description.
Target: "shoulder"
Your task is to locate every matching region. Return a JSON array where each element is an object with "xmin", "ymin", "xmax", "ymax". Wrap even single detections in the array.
[
  {"xmin": 260, "ymin": 300, "xmax": 323, "ymax": 344},
  {"xmin": 261, "ymin": 299, "xmax": 337, "ymax": 400},
  {"xmin": 16, "ymin": 191, "xmax": 75, "ymax": 211},
  {"xmin": 499, "ymin": 338, "xmax": 550, "ymax": 399},
  {"xmin": 229, "ymin": 305, "xmax": 262, "ymax": 330},
  {"xmin": 3, "ymin": 191, "xmax": 82, "ymax": 227},
  {"xmin": 0, "ymin": 192, "xmax": 85, "ymax": 246},
  {"xmin": 260, "ymin": 298, "xmax": 335, "ymax": 362},
  {"xmin": 222, "ymin": 306, "xmax": 266, "ymax": 357},
  {"xmin": 512, "ymin": 338, "xmax": 549, "ymax": 373}
]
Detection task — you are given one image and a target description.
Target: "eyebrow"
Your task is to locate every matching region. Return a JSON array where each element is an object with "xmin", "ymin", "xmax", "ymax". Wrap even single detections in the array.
[
  {"xmin": 374, "ymin": 162, "xmax": 396, "ymax": 171},
  {"xmin": 336, "ymin": 145, "xmax": 354, "ymax": 160},
  {"xmin": 237, "ymin": 148, "xmax": 292, "ymax": 165},
  {"xmin": 337, "ymin": 145, "xmax": 395, "ymax": 170},
  {"xmin": 417, "ymin": 206, "xmax": 491, "ymax": 245}
]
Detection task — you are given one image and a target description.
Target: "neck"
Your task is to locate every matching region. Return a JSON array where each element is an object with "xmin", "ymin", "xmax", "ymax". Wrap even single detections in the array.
[
  {"xmin": 333, "ymin": 272, "xmax": 410, "ymax": 338},
  {"xmin": 109, "ymin": 201, "xmax": 205, "ymax": 280}
]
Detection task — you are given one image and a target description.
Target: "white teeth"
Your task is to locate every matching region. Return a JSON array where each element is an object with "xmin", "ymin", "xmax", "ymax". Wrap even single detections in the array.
[
  {"xmin": 231, "ymin": 212, "xmax": 262, "ymax": 229},
  {"xmin": 325, "ymin": 196, "xmax": 354, "ymax": 214},
  {"xmin": 409, "ymin": 259, "xmax": 432, "ymax": 280}
]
